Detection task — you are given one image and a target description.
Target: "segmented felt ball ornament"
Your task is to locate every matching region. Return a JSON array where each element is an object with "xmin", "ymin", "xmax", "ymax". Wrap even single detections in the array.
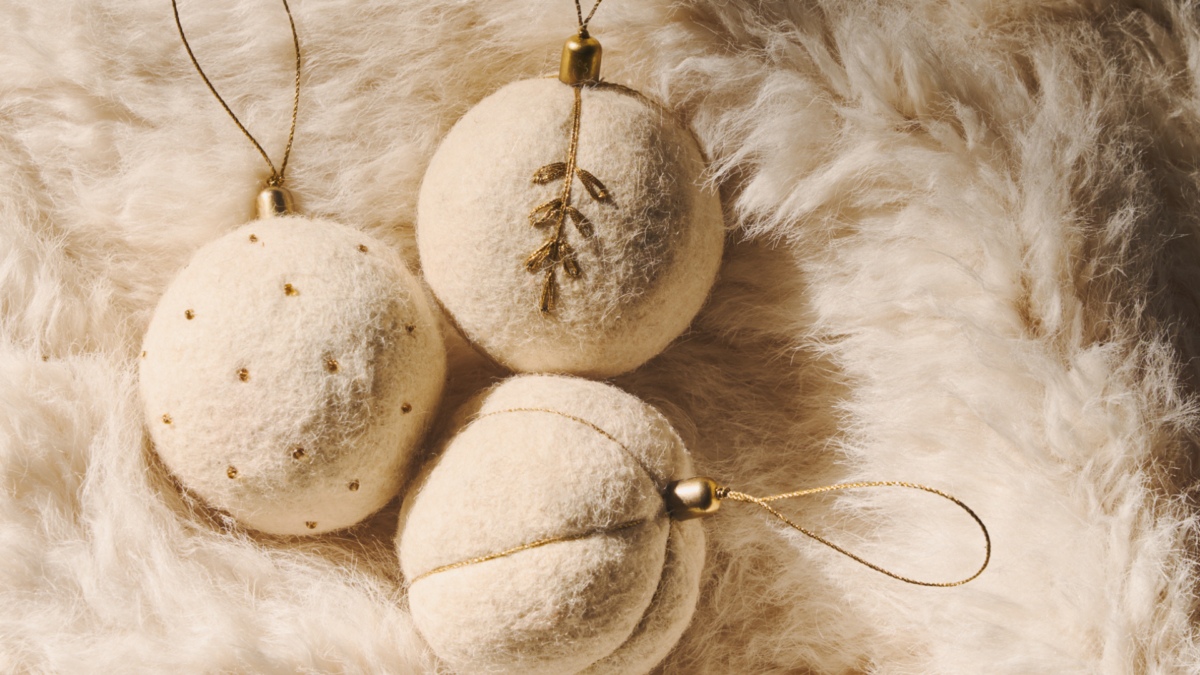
[
  {"xmin": 140, "ymin": 0, "xmax": 446, "ymax": 536},
  {"xmin": 417, "ymin": 0, "xmax": 724, "ymax": 378},
  {"xmin": 398, "ymin": 374, "xmax": 992, "ymax": 675},
  {"xmin": 398, "ymin": 374, "xmax": 706, "ymax": 675}
]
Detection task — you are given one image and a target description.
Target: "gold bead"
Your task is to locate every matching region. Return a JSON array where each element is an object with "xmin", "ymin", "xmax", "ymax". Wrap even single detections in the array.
[
  {"xmin": 559, "ymin": 29, "xmax": 602, "ymax": 85},
  {"xmin": 348, "ymin": 480, "xmax": 359, "ymax": 492},
  {"xmin": 256, "ymin": 186, "xmax": 295, "ymax": 219},
  {"xmin": 664, "ymin": 477, "xmax": 721, "ymax": 521}
]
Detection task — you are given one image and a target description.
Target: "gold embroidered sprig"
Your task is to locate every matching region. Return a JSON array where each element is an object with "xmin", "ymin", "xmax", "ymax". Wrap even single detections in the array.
[{"xmin": 525, "ymin": 86, "xmax": 613, "ymax": 313}]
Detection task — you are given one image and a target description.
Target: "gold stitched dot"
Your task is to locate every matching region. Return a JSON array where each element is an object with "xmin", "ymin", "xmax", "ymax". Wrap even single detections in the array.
[
  {"xmin": 405, "ymin": 325, "xmax": 415, "ymax": 334},
  {"xmin": 325, "ymin": 358, "xmax": 339, "ymax": 373},
  {"xmin": 284, "ymin": 283, "xmax": 298, "ymax": 296},
  {"xmin": 358, "ymin": 244, "xmax": 368, "ymax": 253},
  {"xmin": 249, "ymin": 234, "xmax": 258, "ymax": 243},
  {"xmin": 226, "ymin": 466, "xmax": 238, "ymax": 479},
  {"xmin": 41, "ymin": 355, "xmax": 49, "ymax": 361},
  {"xmin": 306, "ymin": 521, "xmax": 317, "ymax": 530},
  {"xmin": 184, "ymin": 309, "xmax": 194, "ymax": 320},
  {"xmin": 348, "ymin": 480, "xmax": 359, "ymax": 492},
  {"xmin": 401, "ymin": 403, "xmax": 412, "ymax": 414},
  {"xmin": 141, "ymin": 351, "xmax": 146, "ymax": 358},
  {"xmin": 162, "ymin": 414, "xmax": 172, "ymax": 424},
  {"xmin": 237, "ymin": 368, "xmax": 249, "ymax": 382},
  {"xmin": 292, "ymin": 447, "xmax": 307, "ymax": 461}
]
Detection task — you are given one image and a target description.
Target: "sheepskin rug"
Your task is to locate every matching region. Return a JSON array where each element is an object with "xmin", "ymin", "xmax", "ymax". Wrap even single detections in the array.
[{"xmin": 2, "ymin": 0, "xmax": 1199, "ymax": 672}]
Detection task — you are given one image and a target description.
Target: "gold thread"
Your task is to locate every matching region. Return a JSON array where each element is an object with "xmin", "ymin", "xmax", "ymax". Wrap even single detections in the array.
[
  {"xmin": 249, "ymin": 234, "xmax": 258, "ymax": 242},
  {"xmin": 401, "ymin": 403, "xmax": 412, "ymax": 413},
  {"xmin": 283, "ymin": 283, "xmax": 298, "ymax": 296},
  {"xmin": 411, "ymin": 518, "xmax": 645, "ymax": 584},
  {"xmin": 291, "ymin": 447, "xmax": 306, "ymax": 461},
  {"xmin": 305, "ymin": 521, "xmax": 317, "ymax": 530},
  {"xmin": 348, "ymin": 480, "xmax": 359, "ymax": 491},
  {"xmin": 325, "ymin": 358, "xmax": 339, "ymax": 373},
  {"xmin": 358, "ymin": 244, "xmax": 368, "ymax": 253},
  {"xmin": 525, "ymin": 85, "xmax": 612, "ymax": 313},
  {"xmin": 226, "ymin": 465, "xmax": 238, "ymax": 479},
  {"xmin": 573, "ymin": 0, "xmax": 604, "ymax": 30},
  {"xmin": 184, "ymin": 309, "xmax": 195, "ymax": 320},
  {"xmin": 171, "ymin": 0, "xmax": 301, "ymax": 187},
  {"xmin": 472, "ymin": 407, "xmax": 658, "ymax": 484},
  {"xmin": 717, "ymin": 482, "xmax": 991, "ymax": 587},
  {"xmin": 237, "ymin": 368, "xmax": 250, "ymax": 382},
  {"xmin": 162, "ymin": 414, "xmax": 172, "ymax": 424}
]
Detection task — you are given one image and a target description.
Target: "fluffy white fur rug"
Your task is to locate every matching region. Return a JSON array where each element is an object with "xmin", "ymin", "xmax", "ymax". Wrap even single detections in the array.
[{"xmin": 2, "ymin": 0, "xmax": 1199, "ymax": 672}]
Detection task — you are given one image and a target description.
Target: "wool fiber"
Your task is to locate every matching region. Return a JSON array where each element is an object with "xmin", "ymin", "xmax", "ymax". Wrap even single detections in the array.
[{"xmin": 1, "ymin": 0, "xmax": 1199, "ymax": 673}]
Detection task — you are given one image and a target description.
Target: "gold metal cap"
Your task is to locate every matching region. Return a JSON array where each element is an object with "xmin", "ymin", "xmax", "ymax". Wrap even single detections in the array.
[
  {"xmin": 256, "ymin": 185, "xmax": 295, "ymax": 219},
  {"xmin": 559, "ymin": 28, "xmax": 602, "ymax": 85},
  {"xmin": 664, "ymin": 477, "xmax": 721, "ymax": 521}
]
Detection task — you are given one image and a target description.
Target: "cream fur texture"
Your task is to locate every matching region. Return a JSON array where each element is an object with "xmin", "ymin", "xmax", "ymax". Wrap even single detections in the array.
[
  {"xmin": 418, "ymin": 78, "xmax": 723, "ymax": 377},
  {"xmin": 3, "ymin": 0, "xmax": 1200, "ymax": 673},
  {"xmin": 140, "ymin": 216, "xmax": 445, "ymax": 535},
  {"xmin": 398, "ymin": 374, "xmax": 704, "ymax": 675}
]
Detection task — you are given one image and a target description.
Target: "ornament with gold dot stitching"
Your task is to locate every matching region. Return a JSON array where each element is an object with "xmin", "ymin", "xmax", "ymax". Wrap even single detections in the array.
[
  {"xmin": 417, "ymin": 0, "xmax": 724, "ymax": 379},
  {"xmin": 139, "ymin": 0, "xmax": 446, "ymax": 536},
  {"xmin": 397, "ymin": 374, "xmax": 989, "ymax": 675}
]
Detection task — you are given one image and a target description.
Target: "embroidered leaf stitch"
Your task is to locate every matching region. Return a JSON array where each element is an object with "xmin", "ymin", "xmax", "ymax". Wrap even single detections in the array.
[{"xmin": 525, "ymin": 86, "xmax": 612, "ymax": 313}]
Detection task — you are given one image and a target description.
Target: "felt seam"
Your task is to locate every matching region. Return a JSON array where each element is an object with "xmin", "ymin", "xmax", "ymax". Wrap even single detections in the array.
[
  {"xmin": 592, "ymin": 518, "xmax": 677, "ymax": 673},
  {"xmin": 409, "ymin": 517, "xmax": 658, "ymax": 584}
]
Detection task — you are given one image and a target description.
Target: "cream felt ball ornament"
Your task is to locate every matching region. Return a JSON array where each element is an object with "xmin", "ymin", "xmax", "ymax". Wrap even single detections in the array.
[
  {"xmin": 417, "ymin": 4, "xmax": 724, "ymax": 378},
  {"xmin": 141, "ymin": 216, "xmax": 446, "ymax": 536},
  {"xmin": 397, "ymin": 374, "xmax": 706, "ymax": 675},
  {"xmin": 139, "ymin": 0, "xmax": 446, "ymax": 536}
]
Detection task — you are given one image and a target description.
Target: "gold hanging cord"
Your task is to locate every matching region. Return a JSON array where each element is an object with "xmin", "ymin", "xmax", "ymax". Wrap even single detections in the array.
[
  {"xmin": 716, "ymin": 482, "xmax": 991, "ymax": 587},
  {"xmin": 574, "ymin": 0, "xmax": 604, "ymax": 31},
  {"xmin": 170, "ymin": 0, "xmax": 301, "ymax": 188}
]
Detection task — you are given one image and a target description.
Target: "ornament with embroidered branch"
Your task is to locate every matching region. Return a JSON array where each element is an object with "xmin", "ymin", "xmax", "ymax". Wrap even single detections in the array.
[{"xmin": 415, "ymin": 0, "xmax": 724, "ymax": 376}]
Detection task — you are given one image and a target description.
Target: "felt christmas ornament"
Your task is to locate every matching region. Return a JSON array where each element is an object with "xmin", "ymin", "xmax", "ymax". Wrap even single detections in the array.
[
  {"xmin": 139, "ymin": 0, "xmax": 446, "ymax": 536},
  {"xmin": 397, "ymin": 374, "xmax": 706, "ymax": 675},
  {"xmin": 398, "ymin": 373, "xmax": 991, "ymax": 675},
  {"xmin": 417, "ymin": 2, "xmax": 724, "ymax": 378}
]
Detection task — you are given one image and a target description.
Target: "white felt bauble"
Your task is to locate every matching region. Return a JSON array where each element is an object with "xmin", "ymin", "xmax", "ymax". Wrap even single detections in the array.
[
  {"xmin": 140, "ymin": 216, "xmax": 446, "ymax": 536},
  {"xmin": 418, "ymin": 78, "xmax": 724, "ymax": 378},
  {"xmin": 398, "ymin": 374, "xmax": 705, "ymax": 675}
]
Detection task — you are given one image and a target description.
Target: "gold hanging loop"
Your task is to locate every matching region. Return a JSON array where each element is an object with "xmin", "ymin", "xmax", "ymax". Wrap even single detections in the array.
[
  {"xmin": 573, "ymin": 0, "xmax": 604, "ymax": 31},
  {"xmin": 665, "ymin": 479, "xmax": 992, "ymax": 588},
  {"xmin": 171, "ymin": 0, "xmax": 302, "ymax": 189}
]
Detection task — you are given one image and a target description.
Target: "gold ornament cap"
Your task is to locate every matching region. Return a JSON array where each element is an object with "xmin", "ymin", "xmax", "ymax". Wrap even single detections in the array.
[
  {"xmin": 664, "ymin": 477, "xmax": 721, "ymax": 521},
  {"xmin": 560, "ymin": 28, "xmax": 602, "ymax": 84},
  {"xmin": 256, "ymin": 185, "xmax": 295, "ymax": 219}
]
